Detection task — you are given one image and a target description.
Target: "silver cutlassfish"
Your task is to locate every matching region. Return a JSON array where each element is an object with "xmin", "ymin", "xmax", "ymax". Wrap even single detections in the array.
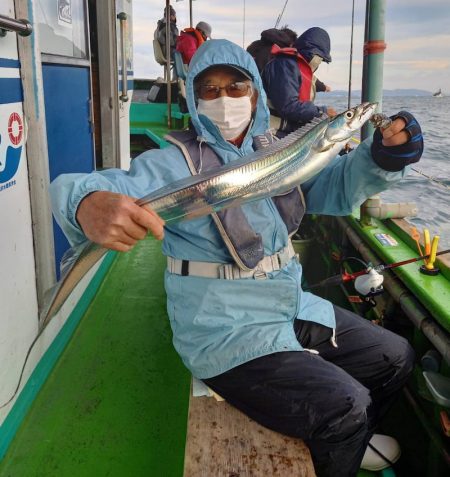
[{"xmin": 40, "ymin": 102, "xmax": 378, "ymax": 327}]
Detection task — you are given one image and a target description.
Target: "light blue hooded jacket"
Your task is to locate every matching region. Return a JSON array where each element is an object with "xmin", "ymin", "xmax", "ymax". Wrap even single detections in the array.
[{"xmin": 51, "ymin": 40, "xmax": 408, "ymax": 379}]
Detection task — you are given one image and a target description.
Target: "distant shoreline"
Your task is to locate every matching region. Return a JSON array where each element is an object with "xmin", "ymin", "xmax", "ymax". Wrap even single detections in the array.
[{"xmin": 317, "ymin": 89, "xmax": 441, "ymax": 98}]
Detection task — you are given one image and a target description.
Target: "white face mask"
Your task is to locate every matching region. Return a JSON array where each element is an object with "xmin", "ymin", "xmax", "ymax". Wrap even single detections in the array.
[
  {"xmin": 197, "ymin": 95, "xmax": 252, "ymax": 140},
  {"xmin": 309, "ymin": 55, "xmax": 323, "ymax": 72}
]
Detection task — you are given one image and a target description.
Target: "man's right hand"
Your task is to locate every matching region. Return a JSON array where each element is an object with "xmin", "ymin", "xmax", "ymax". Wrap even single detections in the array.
[
  {"xmin": 326, "ymin": 107, "xmax": 337, "ymax": 118},
  {"xmin": 76, "ymin": 191, "xmax": 165, "ymax": 252}
]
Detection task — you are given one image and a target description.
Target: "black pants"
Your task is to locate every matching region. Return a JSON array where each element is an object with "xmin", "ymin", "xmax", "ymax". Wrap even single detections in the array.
[{"xmin": 203, "ymin": 306, "xmax": 415, "ymax": 477}]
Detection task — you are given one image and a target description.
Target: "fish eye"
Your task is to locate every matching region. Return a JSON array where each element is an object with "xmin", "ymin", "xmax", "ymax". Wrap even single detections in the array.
[{"xmin": 345, "ymin": 110, "xmax": 354, "ymax": 119}]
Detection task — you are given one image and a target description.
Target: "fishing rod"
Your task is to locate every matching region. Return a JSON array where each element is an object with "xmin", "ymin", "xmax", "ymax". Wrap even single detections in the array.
[
  {"xmin": 347, "ymin": 0, "xmax": 356, "ymax": 109},
  {"xmin": 307, "ymin": 248, "xmax": 450, "ymax": 291},
  {"xmin": 274, "ymin": 0, "xmax": 289, "ymax": 28},
  {"xmin": 243, "ymin": 0, "xmax": 246, "ymax": 48}
]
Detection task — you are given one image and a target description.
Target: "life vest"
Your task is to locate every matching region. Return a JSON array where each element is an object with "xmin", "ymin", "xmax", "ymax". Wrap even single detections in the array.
[
  {"xmin": 165, "ymin": 129, "xmax": 306, "ymax": 270},
  {"xmin": 270, "ymin": 44, "xmax": 314, "ymax": 101},
  {"xmin": 181, "ymin": 27, "xmax": 205, "ymax": 47}
]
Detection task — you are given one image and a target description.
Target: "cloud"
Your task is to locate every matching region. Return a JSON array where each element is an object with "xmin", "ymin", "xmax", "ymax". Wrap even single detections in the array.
[
  {"xmin": 386, "ymin": 34, "xmax": 450, "ymax": 56},
  {"xmin": 385, "ymin": 60, "xmax": 450, "ymax": 70},
  {"xmin": 132, "ymin": 0, "xmax": 450, "ymax": 92}
]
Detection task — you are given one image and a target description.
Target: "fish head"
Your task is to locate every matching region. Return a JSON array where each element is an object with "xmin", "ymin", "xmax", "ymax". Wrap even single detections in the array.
[{"xmin": 325, "ymin": 102, "xmax": 378, "ymax": 143}]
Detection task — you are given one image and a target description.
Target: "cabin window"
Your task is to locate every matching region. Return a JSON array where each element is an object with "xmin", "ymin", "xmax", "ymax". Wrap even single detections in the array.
[{"xmin": 36, "ymin": 0, "xmax": 88, "ymax": 59}]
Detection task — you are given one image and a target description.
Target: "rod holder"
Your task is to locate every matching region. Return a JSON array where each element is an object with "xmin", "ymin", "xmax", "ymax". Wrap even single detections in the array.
[{"xmin": 360, "ymin": 195, "xmax": 417, "ymax": 225}]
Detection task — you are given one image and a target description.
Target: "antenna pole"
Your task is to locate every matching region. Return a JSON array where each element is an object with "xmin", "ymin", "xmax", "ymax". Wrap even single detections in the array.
[{"xmin": 361, "ymin": 0, "xmax": 386, "ymax": 140}]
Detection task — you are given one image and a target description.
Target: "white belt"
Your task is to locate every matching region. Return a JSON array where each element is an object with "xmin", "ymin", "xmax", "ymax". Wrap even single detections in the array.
[{"xmin": 167, "ymin": 242, "xmax": 296, "ymax": 280}]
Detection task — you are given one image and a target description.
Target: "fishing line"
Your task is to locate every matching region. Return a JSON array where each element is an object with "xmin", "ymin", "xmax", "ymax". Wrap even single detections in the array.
[
  {"xmin": 350, "ymin": 136, "xmax": 449, "ymax": 190},
  {"xmin": 1, "ymin": 242, "xmax": 99, "ymax": 408},
  {"xmin": 242, "ymin": 0, "xmax": 246, "ymax": 48},
  {"xmin": 274, "ymin": 0, "xmax": 289, "ymax": 28},
  {"xmin": 0, "ymin": 328, "xmax": 44, "ymax": 409},
  {"xmin": 410, "ymin": 167, "xmax": 450, "ymax": 191},
  {"xmin": 368, "ymin": 442, "xmax": 396, "ymax": 468}
]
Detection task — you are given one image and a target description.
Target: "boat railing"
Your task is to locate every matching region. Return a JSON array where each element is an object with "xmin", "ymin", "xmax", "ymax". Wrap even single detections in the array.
[
  {"xmin": 0, "ymin": 13, "xmax": 32, "ymax": 37},
  {"xmin": 117, "ymin": 12, "xmax": 129, "ymax": 102}
]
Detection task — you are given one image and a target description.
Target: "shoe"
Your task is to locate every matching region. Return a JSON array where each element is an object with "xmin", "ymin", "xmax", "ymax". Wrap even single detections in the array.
[{"xmin": 361, "ymin": 434, "xmax": 401, "ymax": 471}]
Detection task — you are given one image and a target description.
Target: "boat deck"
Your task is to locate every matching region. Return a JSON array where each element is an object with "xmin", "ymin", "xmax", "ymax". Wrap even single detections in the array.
[
  {"xmin": 0, "ymin": 239, "xmax": 191, "ymax": 477},
  {"xmin": 130, "ymin": 93, "xmax": 190, "ymax": 153},
  {"xmin": 0, "ymin": 238, "xmax": 323, "ymax": 477}
]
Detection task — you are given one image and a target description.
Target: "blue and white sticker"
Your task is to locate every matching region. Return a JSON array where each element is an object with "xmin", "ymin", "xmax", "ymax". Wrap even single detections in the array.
[
  {"xmin": 0, "ymin": 55, "xmax": 23, "ymax": 192},
  {"xmin": 374, "ymin": 233, "xmax": 398, "ymax": 247}
]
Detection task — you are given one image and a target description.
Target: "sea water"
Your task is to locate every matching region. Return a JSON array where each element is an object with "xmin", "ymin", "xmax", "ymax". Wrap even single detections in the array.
[
  {"xmin": 323, "ymin": 95, "xmax": 450, "ymax": 247},
  {"xmin": 134, "ymin": 90, "xmax": 450, "ymax": 246}
]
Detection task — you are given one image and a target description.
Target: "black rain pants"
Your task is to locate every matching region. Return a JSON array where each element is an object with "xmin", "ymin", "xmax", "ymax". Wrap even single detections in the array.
[{"xmin": 203, "ymin": 305, "xmax": 414, "ymax": 477}]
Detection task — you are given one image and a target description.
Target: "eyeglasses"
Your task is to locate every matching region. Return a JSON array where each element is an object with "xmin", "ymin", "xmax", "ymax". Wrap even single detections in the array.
[{"xmin": 196, "ymin": 82, "xmax": 252, "ymax": 100}]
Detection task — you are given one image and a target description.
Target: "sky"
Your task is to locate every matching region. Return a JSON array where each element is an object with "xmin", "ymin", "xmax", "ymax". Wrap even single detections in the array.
[{"xmin": 132, "ymin": 0, "xmax": 450, "ymax": 93}]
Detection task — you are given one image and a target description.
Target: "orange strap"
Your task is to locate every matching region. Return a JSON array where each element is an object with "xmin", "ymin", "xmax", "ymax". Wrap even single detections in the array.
[
  {"xmin": 182, "ymin": 27, "xmax": 205, "ymax": 47},
  {"xmin": 270, "ymin": 45, "xmax": 313, "ymax": 101},
  {"xmin": 270, "ymin": 44, "xmax": 297, "ymax": 56}
]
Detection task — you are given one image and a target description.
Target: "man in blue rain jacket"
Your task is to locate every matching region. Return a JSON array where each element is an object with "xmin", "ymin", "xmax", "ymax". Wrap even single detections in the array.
[{"xmin": 51, "ymin": 40, "xmax": 423, "ymax": 476}]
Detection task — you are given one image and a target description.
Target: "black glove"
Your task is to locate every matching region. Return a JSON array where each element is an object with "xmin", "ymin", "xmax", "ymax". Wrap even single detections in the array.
[{"xmin": 371, "ymin": 111, "xmax": 424, "ymax": 172}]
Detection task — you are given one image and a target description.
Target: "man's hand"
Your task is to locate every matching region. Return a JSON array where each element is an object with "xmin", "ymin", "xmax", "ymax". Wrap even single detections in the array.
[
  {"xmin": 76, "ymin": 191, "xmax": 165, "ymax": 252},
  {"xmin": 371, "ymin": 111, "xmax": 423, "ymax": 172},
  {"xmin": 379, "ymin": 117, "xmax": 410, "ymax": 146},
  {"xmin": 326, "ymin": 107, "xmax": 337, "ymax": 118}
]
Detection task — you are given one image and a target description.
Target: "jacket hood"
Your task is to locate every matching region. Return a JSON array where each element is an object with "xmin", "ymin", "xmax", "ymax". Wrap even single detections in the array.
[
  {"xmin": 186, "ymin": 39, "xmax": 270, "ymax": 145},
  {"xmin": 260, "ymin": 28, "xmax": 294, "ymax": 47},
  {"xmin": 295, "ymin": 27, "xmax": 331, "ymax": 63}
]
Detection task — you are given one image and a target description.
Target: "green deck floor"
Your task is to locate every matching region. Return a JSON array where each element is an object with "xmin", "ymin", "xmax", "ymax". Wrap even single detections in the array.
[{"xmin": 0, "ymin": 239, "xmax": 190, "ymax": 477}]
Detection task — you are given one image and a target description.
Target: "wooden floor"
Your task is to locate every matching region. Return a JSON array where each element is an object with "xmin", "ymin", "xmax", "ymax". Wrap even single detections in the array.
[{"xmin": 184, "ymin": 394, "xmax": 316, "ymax": 477}]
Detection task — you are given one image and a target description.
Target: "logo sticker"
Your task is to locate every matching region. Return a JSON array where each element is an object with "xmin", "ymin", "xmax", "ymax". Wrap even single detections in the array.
[
  {"xmin": 8, "ymin": 112, "xmax": 23, "ymax": 146},
  {"xmin": 374, "ymin": 233, "xmax": 398, "ymax": 247},
  {"xmin": 1, "ymin": 110, "xmax": 24, "ymax": 190}
]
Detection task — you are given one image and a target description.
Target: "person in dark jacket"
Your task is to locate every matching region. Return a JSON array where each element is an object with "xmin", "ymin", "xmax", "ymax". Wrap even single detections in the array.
[
  {"xmin": 262, "ymin": 27, "xmax": 336, "ymax": 137},
  {"xmin": 247, "ymin": 26, "xmax": 330, "ymax": 95},
  {"xmin": 247, "ymin": 26, "xmax": 297, "ymax": 73}
]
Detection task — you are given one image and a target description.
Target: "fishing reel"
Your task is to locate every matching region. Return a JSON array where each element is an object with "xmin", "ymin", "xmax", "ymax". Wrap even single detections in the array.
[
  {"xmin": 308, "ymin": 247, "xmax": 450, "ymax": 306},
  {"xmin": 354, "ymin": 267, "xmax": 384, "ymax": 299},
  {"xmin": 307, "ymin": 256, "xmax": 385, "ymax": 306},
  {"xmin": 340, "ymin": 257, "xmax": 385, "ymax": 307}
]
